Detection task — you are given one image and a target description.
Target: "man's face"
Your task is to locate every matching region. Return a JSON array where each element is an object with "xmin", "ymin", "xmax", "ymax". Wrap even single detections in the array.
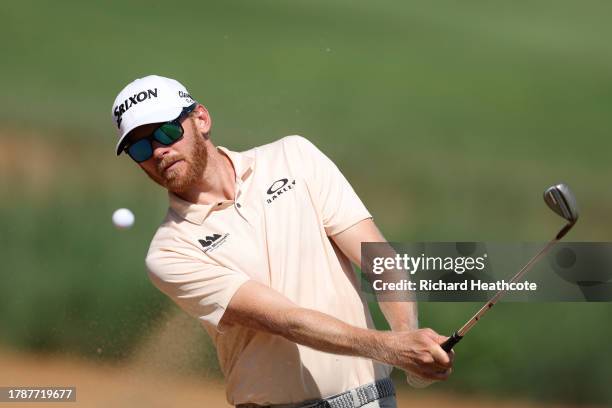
[{"xmin": 126, "ymin": 111, "xmax": 209, "ymax": 193}]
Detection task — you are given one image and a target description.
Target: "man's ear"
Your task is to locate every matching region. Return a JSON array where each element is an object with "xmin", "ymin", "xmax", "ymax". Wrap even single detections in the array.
[{"xmin": 192, "ymin": 104, "xmax": 212, "ymax": 136}]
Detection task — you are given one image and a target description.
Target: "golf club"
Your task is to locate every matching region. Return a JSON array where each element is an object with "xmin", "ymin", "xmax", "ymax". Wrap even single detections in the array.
[{"xmin": 441, "ymin": 183, "xmax": 579, "ymax": 353}]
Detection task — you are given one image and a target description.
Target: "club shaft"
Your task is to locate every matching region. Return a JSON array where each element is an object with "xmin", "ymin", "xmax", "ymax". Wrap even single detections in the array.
[{"xmin": 454, "ymin": 238, "xmax": 558, "ymax": 337}]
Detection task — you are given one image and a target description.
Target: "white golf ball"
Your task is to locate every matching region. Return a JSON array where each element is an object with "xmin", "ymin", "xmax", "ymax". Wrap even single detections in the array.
[{"xmin": 112, "ymin": 208, "xmax": 135, "ymax": 229}]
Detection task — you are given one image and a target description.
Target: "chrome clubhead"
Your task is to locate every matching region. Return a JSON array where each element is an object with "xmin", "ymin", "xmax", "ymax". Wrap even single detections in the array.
[{"xmin": 544, "ymin": 183, "xmax": 579, "ymax": 239}]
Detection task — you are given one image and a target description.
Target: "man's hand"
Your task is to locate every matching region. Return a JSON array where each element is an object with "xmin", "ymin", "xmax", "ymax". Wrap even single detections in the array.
[{"xmin": 378, "ymin": 328, "xmax": 454, "ymax": 381}]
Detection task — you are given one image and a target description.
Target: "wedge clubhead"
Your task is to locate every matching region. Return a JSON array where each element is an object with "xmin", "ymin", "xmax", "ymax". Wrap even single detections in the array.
[{"xmin": 544, "ymin": 183, "xmax": 579, "ymax": 239}]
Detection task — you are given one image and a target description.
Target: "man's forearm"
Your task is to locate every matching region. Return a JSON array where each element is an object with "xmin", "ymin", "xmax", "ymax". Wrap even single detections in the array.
[
  {"xmin": 330, "ymin": 219, "xmax": 419, "ymax": 332},
  {"xmin": 223, "ymin": 281, "xmax": 452, "ymax": 378},
  {"xmin": 378, "ymin": 301, "xmax": 418, "ymax": 332},
  {"xmin": 276, "ymin": 306, "xmax": 450, "ymax": 380},
  {"xmin": 268, "ymin": 306, "xmax": 390, "ymax": 363},
  {"xmin": 223, "ymin": 281, "xmax": 391, "ymax": 363}
]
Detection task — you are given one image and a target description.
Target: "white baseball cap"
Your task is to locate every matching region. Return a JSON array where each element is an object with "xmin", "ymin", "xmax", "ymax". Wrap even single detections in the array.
[{"xmin": 111, "ymin": 75, "xmax": 196, "ymax": 155}]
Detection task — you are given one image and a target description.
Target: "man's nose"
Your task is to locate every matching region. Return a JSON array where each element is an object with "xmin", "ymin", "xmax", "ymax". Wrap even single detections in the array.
[{"xmin": 152, "ymin": 141, "xmax": 172, "ymax": 159}]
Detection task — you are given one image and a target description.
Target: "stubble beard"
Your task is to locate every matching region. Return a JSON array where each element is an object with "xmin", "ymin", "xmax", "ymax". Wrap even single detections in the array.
[{"xmin": 148, "ymin": 119, "xmax": 209, "ymax": 193}]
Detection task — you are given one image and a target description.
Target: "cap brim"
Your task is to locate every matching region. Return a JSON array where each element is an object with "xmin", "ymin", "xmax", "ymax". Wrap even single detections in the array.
[{"xmin": 115, "ymin": 106, "xmax": 183, "ymax": 155}]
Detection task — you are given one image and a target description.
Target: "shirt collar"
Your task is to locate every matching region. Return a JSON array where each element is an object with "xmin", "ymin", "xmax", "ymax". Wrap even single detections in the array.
[
  {"xmin": 168, "ymin": 146, "xmax": 255, "ymax": 225},
  {"xmin": 217, "ymin": 146, "xmax": 254, "ymax": 183}
]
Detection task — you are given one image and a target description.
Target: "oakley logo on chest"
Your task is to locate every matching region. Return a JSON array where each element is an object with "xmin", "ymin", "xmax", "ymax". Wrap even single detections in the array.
[
  {"xmin": 198, "ymin": 233, "xmax": 230, "ymax": 253},
  {"xmin": 113, "ymin": 88, "xmax": 158, "ymax": 127},
  {"xmin": 266, "ymin": 178, "xmax": 296, "ymax": 204}
]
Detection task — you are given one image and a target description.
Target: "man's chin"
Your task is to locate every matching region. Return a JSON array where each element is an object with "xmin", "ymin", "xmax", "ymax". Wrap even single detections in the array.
[
  {"xmin": 165, "ymin": 171, "xmax": 198, "ymax": 194},
  {"xmin": 149, "ymin": 157, "xmax": 203, "ymax": 195},
  {"xmin": 164, "ymin": 177, "xmax": 188, "ymax": 193}
]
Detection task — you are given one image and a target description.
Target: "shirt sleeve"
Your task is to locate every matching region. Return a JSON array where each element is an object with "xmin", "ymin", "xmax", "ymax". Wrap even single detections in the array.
[
  {"xmin": 145, "ymin": 241, "xmax": 250, "ymax": 331},
  {"xmin": 288, "ymin": 135, "xmax": 372, "ymax": 236}
]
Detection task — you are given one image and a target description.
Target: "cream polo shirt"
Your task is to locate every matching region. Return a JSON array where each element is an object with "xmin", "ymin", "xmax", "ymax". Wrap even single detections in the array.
[{"xmin": 145, "ymin": 135, "xmax": 391, "ymax": 405}]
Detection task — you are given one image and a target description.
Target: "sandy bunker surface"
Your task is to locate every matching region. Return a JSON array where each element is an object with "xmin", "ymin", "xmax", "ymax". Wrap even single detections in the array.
[{"xmin": 0, "ymin": 347, "xmax": 600, "ymax": 408}]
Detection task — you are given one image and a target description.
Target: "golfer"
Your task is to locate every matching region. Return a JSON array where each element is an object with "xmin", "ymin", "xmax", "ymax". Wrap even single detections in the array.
[{"xmin": 111, "ymin": 75, "xmax": 453, "ymax": 408}]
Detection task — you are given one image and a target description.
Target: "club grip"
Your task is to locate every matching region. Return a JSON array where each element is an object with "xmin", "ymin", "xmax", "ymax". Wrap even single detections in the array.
[{"xmin": 441, "ymin": 331, "xmax": 463, "ymax": 352}]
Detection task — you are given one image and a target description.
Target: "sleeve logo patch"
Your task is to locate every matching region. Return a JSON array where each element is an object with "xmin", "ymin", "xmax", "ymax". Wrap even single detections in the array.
[{"xmin": 198, "ymin": 233, "xmax": 230, "ymax": 253}]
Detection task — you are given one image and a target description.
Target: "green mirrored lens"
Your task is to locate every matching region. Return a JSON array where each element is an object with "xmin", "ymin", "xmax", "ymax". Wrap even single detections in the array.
[
  {"xmin": 128, "ymin": 138, "xmax": 153, "ymax": 162},
  {"xmin": 154, "ymin": 124, "xmax": 182, "ymax": 145}
]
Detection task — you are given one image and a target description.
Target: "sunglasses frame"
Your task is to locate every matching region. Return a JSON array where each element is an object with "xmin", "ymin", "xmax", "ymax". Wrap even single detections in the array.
[{"xmin": 124, "ymin": 103, "xmax": 198, "ymax": 163}]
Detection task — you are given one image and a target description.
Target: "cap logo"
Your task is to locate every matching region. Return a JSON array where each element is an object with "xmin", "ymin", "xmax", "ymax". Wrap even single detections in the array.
[
  {"xmin": 178, "ymin": 90, "xmax": 194, "ymax": 103},
  {"xmin": 113, "ymin": 88, "xmax": 158, "ymax": 127}
]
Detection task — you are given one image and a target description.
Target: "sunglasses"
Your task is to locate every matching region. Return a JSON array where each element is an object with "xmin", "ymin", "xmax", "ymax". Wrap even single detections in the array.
[{"xmin": 124, "ymin": 103, "xmax": 197, "ymax": 163}]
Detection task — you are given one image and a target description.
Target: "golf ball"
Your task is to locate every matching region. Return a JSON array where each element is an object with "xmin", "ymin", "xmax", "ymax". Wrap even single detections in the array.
[{"xmin": 112, "ymin": 208, "xmax": 135, "ymax": 229}]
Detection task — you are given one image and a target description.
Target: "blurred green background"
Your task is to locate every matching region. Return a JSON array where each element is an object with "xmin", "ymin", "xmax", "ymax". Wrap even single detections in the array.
[{"xmin": 1, "ymin": 0, "xmax": 611, "ymax": 405}]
